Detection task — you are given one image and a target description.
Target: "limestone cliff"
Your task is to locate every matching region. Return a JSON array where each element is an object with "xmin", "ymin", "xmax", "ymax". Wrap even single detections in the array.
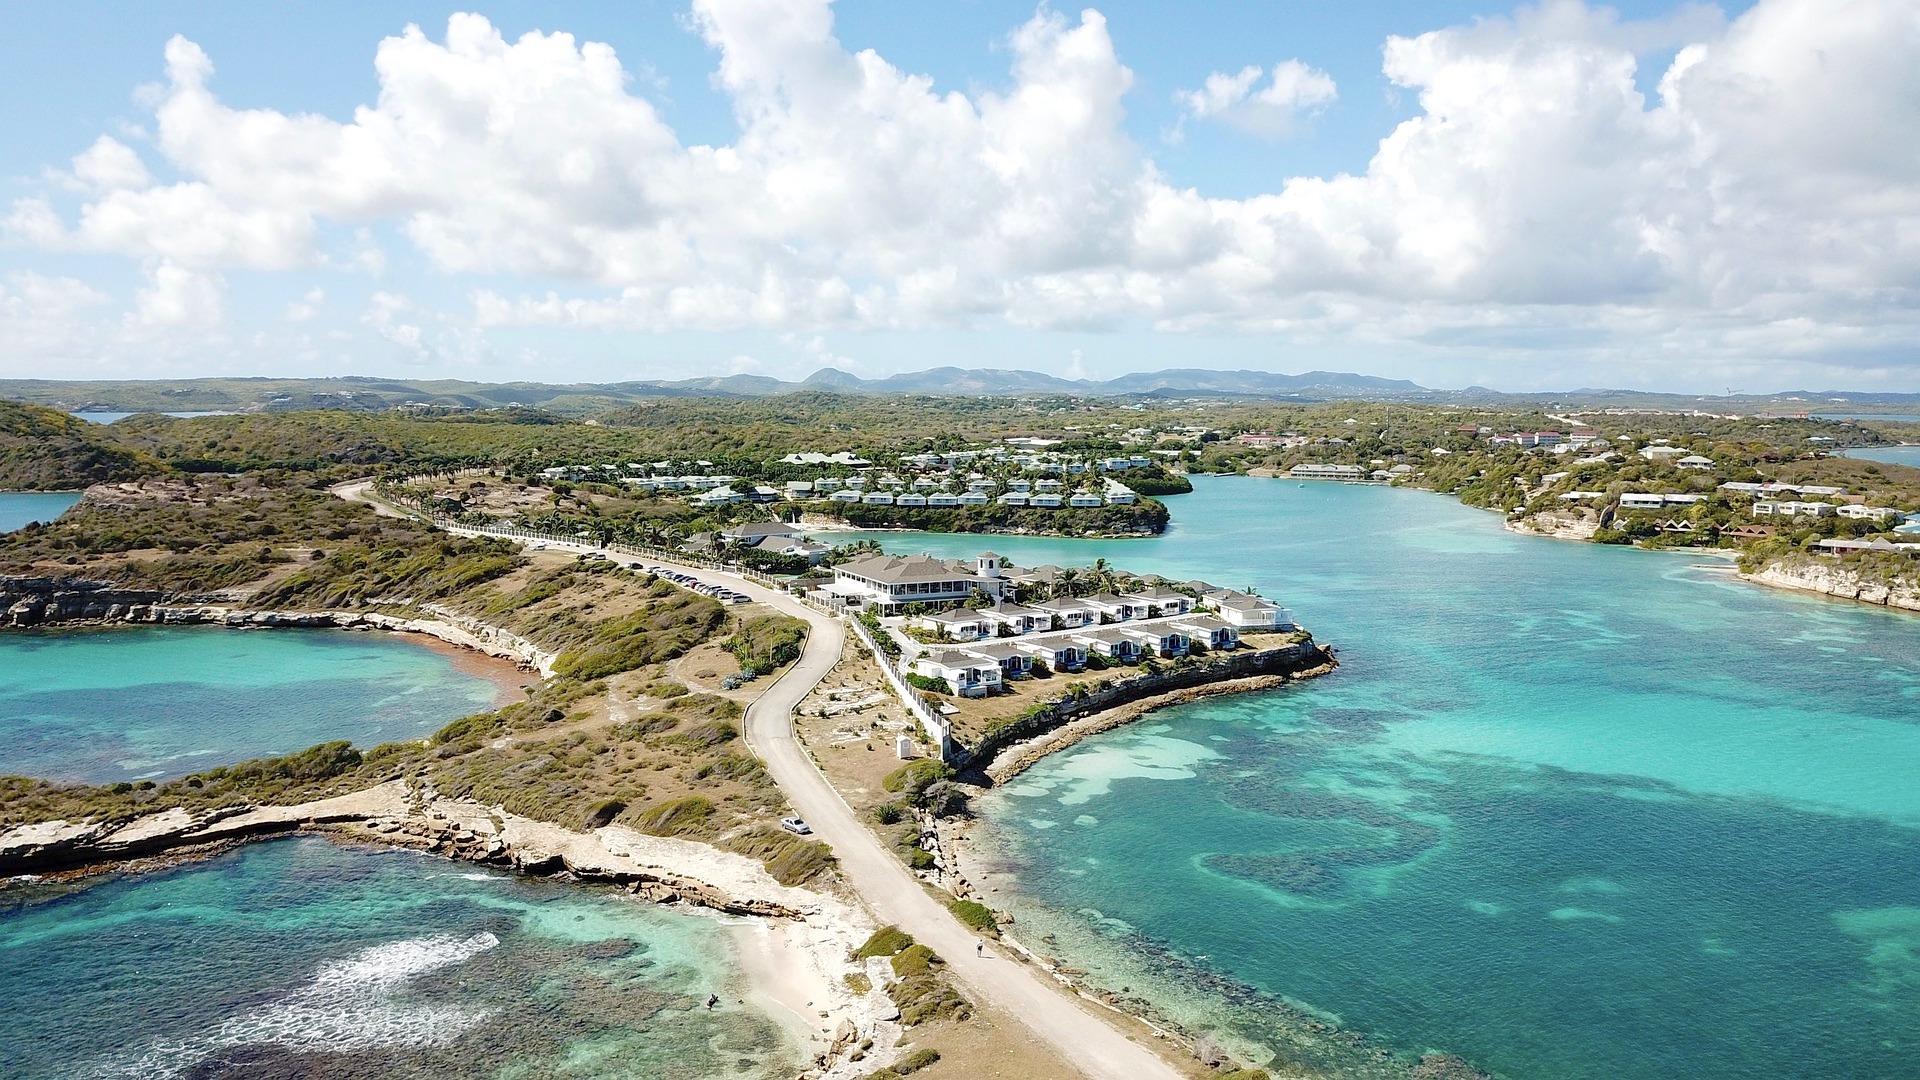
[
  {"xmin": 1506, "ymin": 508, "xmax": 1601, "ymax": 541},
  {"xmin": 1742, "ymin": 556, "xmax": 1920, "ymax": 613}
]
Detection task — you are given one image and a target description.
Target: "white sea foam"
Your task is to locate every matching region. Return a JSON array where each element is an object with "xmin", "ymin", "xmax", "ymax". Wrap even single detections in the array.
[{"xmin": 93, "ymin": 932, "xmax": 500, "ymax": 1078}]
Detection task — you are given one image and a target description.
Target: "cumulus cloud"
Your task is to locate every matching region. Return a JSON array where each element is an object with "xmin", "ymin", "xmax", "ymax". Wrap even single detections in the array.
[
  {"xmin": 132, "ymin": 261, "xmax": 225, "ymax": 327},
  {"xmin": 1175, "ymin": 60, "xmax": 1338, "ymax": 138},
  {"xmin": 5, "ymin": 0, "xmax": 1919, "ymax": 381}
]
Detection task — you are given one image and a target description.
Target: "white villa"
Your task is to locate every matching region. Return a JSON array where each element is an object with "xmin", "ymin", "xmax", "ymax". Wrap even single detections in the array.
[
  {"xmin": 909, "ymin": 609, "xmax": 994, "ymax": 641},
  {"xmin": 909, "ymin": 651, "xmax": 1003, "ymax": 697},
  {"xmin": 830, "ymin": 553, "xmax": 1008, "ymax": 611},
  {"xmin": 1753, "ymin": 500, "xmax": 1834, "ymax": 518}
]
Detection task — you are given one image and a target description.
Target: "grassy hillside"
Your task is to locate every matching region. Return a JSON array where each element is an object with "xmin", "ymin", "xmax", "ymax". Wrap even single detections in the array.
[{"xmin": 0, "ymin": 400, "xmax": 163, "ymax": 490}]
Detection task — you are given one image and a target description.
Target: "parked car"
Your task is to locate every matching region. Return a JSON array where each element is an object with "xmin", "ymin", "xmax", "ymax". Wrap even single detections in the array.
[{"xmin": 778, "ymin": 816, "xmax": 812, "ymax": 836}]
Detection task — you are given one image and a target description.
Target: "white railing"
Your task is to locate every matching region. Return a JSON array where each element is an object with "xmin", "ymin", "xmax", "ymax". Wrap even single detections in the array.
[{"xmin": 846, "ymin": 615, "xmax": 954, "ymax": 761}]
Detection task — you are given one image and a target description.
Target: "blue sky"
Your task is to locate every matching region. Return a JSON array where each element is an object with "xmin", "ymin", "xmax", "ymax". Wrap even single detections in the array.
[{"xmin": 1, "ymin": 0, "xmax": 1914, "ymax": 392}]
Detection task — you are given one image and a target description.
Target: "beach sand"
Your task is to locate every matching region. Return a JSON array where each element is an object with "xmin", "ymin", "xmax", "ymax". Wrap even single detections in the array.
[{"xmin": 403, "ymin": 630, "xmax": 535, "ymax": 706}]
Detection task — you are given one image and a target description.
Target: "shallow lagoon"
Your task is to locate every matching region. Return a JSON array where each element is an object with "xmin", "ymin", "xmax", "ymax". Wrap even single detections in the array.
[
  {"xmin": 0, "ymin": 491, "xmax": 80, "ymax": 532},
  {"xmin": 857, "ymin": 476, "xmax": 1920, "ymax": 1078},
  {"xmin": 0, "ymin": 626, "xmax": 505, "ymax": 783},
  {"xmin": 0, "ymin": 837, "xmax": 797, "ymax": 1079}
]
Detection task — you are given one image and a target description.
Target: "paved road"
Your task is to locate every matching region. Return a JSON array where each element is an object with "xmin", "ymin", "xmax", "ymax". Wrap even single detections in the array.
[
  {"xmin": 332, "ymin": 486, "xmax": 1188, "ymax": 1080},
  {"xmin": 727, "ymin": 585, "xmax": 1188, "ymax": 1080}
]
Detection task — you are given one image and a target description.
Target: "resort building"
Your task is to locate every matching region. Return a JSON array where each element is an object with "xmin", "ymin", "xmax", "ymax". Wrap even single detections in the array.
[
  {"xmin": 958, "ymin": 641, "xmax": 1034, "ymax": 679},
  {"xmin": 829, "ymin": 553, "xmax": 1007, "ymax": 611},
  {"xmin": 1172, "ymin": 615, "xmax": 1240, "ymax": 650},
  {"xmin": 1123, "ymin": 586, "xmax": 1194, "ymax": 616},
  {"xmin": 1290, "ymin": 464, "xmax": 1369, "ymax": 480},
  {"xmin": 982, "ymin": 601, "xmax": 1050, "ymax": 635},
  {"xmin": 1121, "ymin": 625, "xmax": 1190, "ymax": 658},
  {"xmin": 1676, "ymin": 455, "xmax": 1717, "ymax": 470},
  {"xmin": 1030, "ymin": 597, "xmax": 1100, "ymax": 629},
  {"xmin": 1753, "ymin": 500, "xmax": 1834, "ymax": 518},
  {"xmin": 1835, "ymin": 505, "xmax": 1907, "ymax": 522},
  {"xmin": 908, "ymin": 609, "xmax": 994, "ymax": 642},
  {"xmin": 1082, "ymin": 592, "xmax": 1150, "ymax": 622},
  {"xmin": 909, "ymin": 651, "xmax": 1003, "ymax": 697},
  {"xmin": 1214, "ymin": 593, "xmax": 1290, "ymax": 629},
  {"xmin": 1070, "ymin": 628, "xmax": 1144, "ymax": 661},
  {"xmin": 1013, "ymin": 639, "xmax": 1087, "ymax": 671}
]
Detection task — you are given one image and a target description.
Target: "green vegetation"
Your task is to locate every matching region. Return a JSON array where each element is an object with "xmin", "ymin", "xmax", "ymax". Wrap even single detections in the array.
[
  {"xmin": 903, "ymin": 672, "xmax": 952, "ymax": 695},
  {"xmin": 883, "ymin": 1048, "xmax": 942, "ymax": 1075},
  {"xmin": 947, "ymin": 899, "xmax": 998, "ymax": 934},
  {"xmin": 820, "ymin": 497, "xmax": 1170, "ymax": 537},
  {"xmin": 724, "ymin": 615, "xmax": 807, "ymax": 678},
  {"xmin": 853, "ymin": 925, "xmax": 916, "ymax": 960},
  {"xmin": 0, "ymin": 401, "xmax": 165, "ymax": 490}
]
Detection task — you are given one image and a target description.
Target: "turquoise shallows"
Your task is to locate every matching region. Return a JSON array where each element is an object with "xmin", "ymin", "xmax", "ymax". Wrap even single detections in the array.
[
  {"xmin": 856, "ymin": 476, "xmax": 1920, "ymax": 1079},
  {"xmin": 0, "ymin": 491, "xmax": 80, "ymax": 532},
  {"xmin": 0, "ymin": 626, "xmax": 503, "ymax": 783},
  {"xmin": 0, "ymin": 838, "xmax": 797, "ymax": 1079}
]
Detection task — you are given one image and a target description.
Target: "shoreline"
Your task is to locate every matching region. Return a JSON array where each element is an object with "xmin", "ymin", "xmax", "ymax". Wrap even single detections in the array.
[
  {"xmin": 0, "ymin": 782, "xmax": 907, "ymax": 1079},
  {"xmin": 981, "ymin": 664, "xmax": 1336, "ymax": 784}
]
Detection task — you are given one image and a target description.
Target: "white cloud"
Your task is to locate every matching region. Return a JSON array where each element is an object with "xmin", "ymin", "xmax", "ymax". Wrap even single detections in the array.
[
  {"xmin": 285, "ymin": 287, "xmax": 325, "ymax": 322},
  {"xmin": 3, "ymin": 0, "xmax": 1918, "ymax": 383},
  {"xmin": 68, "ymin": 136, "xmax": 153, "ymax": 192},
  {"xmin": 132, "ymin": 261, "xmax": 225, "ymax": 327},
  {"xmin": 1175, "ymin": 60, "xmax": 1338, "ymax": 138}
]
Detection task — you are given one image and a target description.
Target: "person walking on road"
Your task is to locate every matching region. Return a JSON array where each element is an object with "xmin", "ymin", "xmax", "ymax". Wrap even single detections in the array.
[{"xmin": 975, "ymin": 938, "xmax": 984, "ymax": 958}]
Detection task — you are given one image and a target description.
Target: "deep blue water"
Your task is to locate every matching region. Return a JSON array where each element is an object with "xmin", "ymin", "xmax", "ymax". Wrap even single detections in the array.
[
  {"xmin": 0, "ymin": 491, "xmax": 80, "ymax": 532},
  {"xmin": 852, "ymin": 477, "xmax": 1920, "ymax": 1078},
  {"xmin": 0, "ymin": 838, "xmax": 795, "ymax": 1079},
  {"xmin": 0, "ymin": 626, "xmax": 505, "ymax": 783}
]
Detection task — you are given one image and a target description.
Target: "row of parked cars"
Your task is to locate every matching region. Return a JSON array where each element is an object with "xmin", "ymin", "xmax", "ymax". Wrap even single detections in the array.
[
  {"xmin": 535, "ymin": 543, "xmax": 752, "ymax": 604},
  {"xmin": 632, "ymin": 562, "xmax": 751, "ymax": 604}
]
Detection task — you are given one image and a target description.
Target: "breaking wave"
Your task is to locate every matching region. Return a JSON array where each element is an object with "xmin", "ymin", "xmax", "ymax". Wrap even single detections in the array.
[{"xmin": 94, "ymin": 932, "xmax": 500, "ymax": 1077}]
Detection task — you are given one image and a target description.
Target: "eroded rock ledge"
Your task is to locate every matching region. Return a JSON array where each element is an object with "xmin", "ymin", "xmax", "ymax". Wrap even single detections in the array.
[
  {"xmin": 0, "ymin": 575, "xmax": 556, "ymax": 675},
  {"xmin": 0, "ymin": 780, "xmax": 806, "ymax": 919},
  {"xmin": 1742, "ymin": 557, "xmax": 1920, "ymax": 612}
]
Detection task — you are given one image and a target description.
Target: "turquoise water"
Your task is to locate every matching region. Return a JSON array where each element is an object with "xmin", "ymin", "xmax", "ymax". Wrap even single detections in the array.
[
  {"xmin": 0, "ymin": 627, "xmax": 505, "ymax": 783},
  {"xmin": 854, "ymin": 477, "xmax": 1920, "ymax": 1078},
  {"xmin": 1816, "ymin": 413, "xmax": 1920, "ymax": 423},
  {"xmin": 1844, "ymin": 444, "xmax": 1920, "ymax": 468},
  {"xmin": 0, "ymin": 837, "xmax": 796, "ymax": 1079},
  {"xmin": 0, "ymin": 491, "xmax": 80, "ymax": 532}
]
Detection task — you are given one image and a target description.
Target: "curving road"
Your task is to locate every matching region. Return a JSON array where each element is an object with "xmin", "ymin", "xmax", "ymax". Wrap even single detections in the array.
[{"xmin": 333, "ymin": 483, "xmax": 1188, "ymax": 1080}]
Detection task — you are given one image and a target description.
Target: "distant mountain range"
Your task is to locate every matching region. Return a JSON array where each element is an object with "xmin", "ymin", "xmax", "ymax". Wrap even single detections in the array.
[{"xmin": 2, "ymin": 367, "xmax": 1918, "ymax": 415}]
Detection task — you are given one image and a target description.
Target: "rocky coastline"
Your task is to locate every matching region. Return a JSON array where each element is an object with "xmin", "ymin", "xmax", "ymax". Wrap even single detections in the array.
[
  {"xmin": 1742, "ymin": 556, "xmax": 1920, "ymax": 613},
  {"xmin": 0, "ymin": 575, "xmax": 557, "ymax": 674},
  {"xmin": 0, "ymin": 781, "xmax": 909, "ymax": 1079},
  {"xmin": 957, "ymin": 638, "xmax": 1336, "ymax": 780}
]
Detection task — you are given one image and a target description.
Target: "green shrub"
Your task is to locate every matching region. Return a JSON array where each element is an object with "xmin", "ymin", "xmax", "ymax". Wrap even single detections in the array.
[
  {"xmin": 886, "ymin": 1048, "xmax": 941, "ymax": 1075},
  {"xmin": 883, "ymin": 759, "xmax": 952, "ymax": 797},
  {"xmin": 903, "ymin": 673, "xmax": 952, "ymax": 695},
  {"xmin": 853, "ymin": 926, "xmax": 914, "ymax": 959},
  {"xmin": 947, "ymin": 899, "xmax": 997, "ymax": 934},
  {"xmin": 890, "ymin": 943, "xmax": 940, "ymax": 977},
  {"xmin": 872, "ymin": 801, "xmax": 904, "ymax": 825},
  {"xmin": 631, "ymin": 795, "xmax": 715, "ymax": 837}
]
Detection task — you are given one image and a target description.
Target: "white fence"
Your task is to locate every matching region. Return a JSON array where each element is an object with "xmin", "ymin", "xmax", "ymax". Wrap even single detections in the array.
[{"xmin": 846, "ymin": 615, "xmax": 955, "ymax": 761}]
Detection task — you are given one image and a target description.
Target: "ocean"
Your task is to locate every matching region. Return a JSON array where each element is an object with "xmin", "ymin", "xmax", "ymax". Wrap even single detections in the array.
[
  {"xmin": 0, "ymin": 491, "xmax": 81, "ymax": 533},
  {"xmin": 849, "ymin": 475, "xmax": 1920, "ymax": 1078},
  {"xmin": 0, "ymin": 626, "xmax": 506, "ymax": 783},
  {"xmin": 0, "ymin": 837, "xmax": 797, "ymax": 1079}
]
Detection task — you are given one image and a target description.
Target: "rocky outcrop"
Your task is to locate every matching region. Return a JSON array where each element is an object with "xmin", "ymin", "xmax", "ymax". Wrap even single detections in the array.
[
  {"xmin": 1742, "ymin": 557, "xmax": 1920, "ymax": 612},
  {"xmin": 1507, "ymin": 508, "xmax": 1601, "ymax": 541},
  {"xmin": 0, "ymin": 782, "xmax": 805, "ymax": 919},
  {"xmin": 0, "ymin": 576, "xmax": 555, "ymax": 674}
]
